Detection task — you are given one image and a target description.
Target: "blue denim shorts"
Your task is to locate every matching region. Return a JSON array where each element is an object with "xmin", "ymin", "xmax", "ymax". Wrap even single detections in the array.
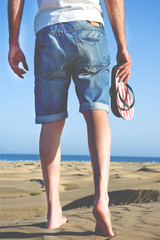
[{"xmin": 34, "ymin": 20, "xmax": 110, "ymax": 124}]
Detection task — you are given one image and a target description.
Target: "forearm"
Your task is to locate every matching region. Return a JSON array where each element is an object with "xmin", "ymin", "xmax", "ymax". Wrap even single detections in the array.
[
  {"xmin": 8, "ymin": 0, "xmax": 25, "ymax": 45},
  {"xmin": 104, "ymin": 0, "xmax": 127, "ymax": 49}
]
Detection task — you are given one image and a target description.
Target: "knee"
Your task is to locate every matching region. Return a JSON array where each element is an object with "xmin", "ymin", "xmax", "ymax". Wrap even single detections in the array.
[
  {"xmin": 82, "ymin": 110, "xmax": 108, "ymax": 124},
  {"xmin": 42, "ymin": 119, "xmax": 65, "ymax": 132},
  {"xmin": 51, "ymin": 119, "xmax": 65, "ymax": 131},
  {"xmin": 51, "ymin": 119, "xmax": 65, "ymax": 127},
  {"xmin": 40, "ymin": 120, "xmax": 65, "ymax": 157},
  {"xmin": 82, "ymin": 110, "xmax": 95, "ymax": 123}
]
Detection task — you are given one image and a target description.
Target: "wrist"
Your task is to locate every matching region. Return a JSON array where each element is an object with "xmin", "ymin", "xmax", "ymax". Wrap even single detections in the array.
[
  {"xmin": 9, "ymin": 38, "xmax": 19, "ymax": 47},
  {"xmin": 117, "ymin": 40, "xmax": 127, "ymax": 51}
]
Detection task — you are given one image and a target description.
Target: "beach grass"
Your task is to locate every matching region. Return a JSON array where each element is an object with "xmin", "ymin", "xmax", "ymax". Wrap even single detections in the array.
[{"xmin": 30, "ymin": 192, "xmax": 41, "ymax": 196}]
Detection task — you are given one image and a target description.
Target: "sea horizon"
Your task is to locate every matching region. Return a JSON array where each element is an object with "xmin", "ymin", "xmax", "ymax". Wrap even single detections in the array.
[{"xmin": 0, "ymin": 154, "xmax": 160, "ymax": 163}]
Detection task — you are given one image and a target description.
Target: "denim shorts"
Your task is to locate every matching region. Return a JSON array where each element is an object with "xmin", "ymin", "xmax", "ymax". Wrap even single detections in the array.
[{"xmin": 34, "ymin": 20, "xmax": 110, "ymax": 124}]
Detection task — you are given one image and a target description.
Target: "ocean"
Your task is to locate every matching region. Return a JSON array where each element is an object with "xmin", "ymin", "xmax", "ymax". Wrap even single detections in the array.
[{"xmin": 0, "ymin": 154, "xmax": 159, "ymax": 162}]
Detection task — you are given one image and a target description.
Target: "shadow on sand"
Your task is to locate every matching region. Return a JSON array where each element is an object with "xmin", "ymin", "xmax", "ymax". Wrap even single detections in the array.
[{"xmin": 0, "ymin": 229, "xmax": 113, "ymax": 239}]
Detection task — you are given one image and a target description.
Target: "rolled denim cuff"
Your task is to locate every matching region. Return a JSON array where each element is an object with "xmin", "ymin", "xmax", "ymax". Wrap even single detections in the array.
[
  {"xmin": 35, "ymin": 111, "xmax": 68, "ymax": 124},
  {"xmin": 79, "ymin": 102, "xmax": 109, "ymax": 113}
]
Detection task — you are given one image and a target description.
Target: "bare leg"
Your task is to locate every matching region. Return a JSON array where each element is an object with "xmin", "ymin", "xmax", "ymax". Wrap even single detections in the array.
[
  {"xmin": 83, "ymin": 110, "xmax": 115, "ymax": 237},
  {"xmin": 39, "ymin": 120, "xmax": 67, "ymax": 229}
]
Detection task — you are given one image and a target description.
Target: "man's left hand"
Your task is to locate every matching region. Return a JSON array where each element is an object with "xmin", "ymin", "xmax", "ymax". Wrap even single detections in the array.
[{"xmin": 8, "ymin": 43, "xmax": 29, "ymax": 79}]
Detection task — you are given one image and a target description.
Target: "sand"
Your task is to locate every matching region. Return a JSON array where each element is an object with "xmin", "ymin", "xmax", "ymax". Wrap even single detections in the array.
[{"xmin": 0, "ymin": 160, "xmax": 160, "ymax": 240}]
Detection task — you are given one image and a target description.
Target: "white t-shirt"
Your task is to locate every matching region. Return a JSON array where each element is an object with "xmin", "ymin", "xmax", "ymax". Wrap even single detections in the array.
[{"xmin": 34, "ymin": 0, "xmax": 104, "ymax": 34}]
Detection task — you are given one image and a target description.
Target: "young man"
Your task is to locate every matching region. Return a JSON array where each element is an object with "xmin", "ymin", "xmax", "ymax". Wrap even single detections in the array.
[{"xmin": 8, "ymin": 0, "xmax": 132, "ymax": 237}]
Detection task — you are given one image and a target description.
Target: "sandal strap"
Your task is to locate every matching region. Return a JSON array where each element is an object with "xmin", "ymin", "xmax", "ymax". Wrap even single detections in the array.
[{"xmin": 117, "ymin": 82, "xmax": 135, "ymax": 111}]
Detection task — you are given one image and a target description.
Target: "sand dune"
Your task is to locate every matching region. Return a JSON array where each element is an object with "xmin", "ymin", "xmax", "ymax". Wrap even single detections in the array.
[
  {"xmin": 0, "ymin": 161, "xmax": 160, "ymax": 240},
  {"xmin": 137, "ymin": 167, "xmax": 160, "ymax": 173},
  {"xmin": 62, "ymin": 189, "xmax": 160, "ymax": 211}
]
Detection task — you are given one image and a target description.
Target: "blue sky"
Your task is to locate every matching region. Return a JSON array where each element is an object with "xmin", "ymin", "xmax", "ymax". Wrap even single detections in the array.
[{"xmin": 0, "ymin": 0, "xmax": 160, "ymax": 157}]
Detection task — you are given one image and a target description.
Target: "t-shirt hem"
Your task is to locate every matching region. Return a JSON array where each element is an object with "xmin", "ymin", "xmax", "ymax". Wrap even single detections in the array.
[{"xmin": 34, "ymin": 12, "xmax": 104, "ymax": 34}]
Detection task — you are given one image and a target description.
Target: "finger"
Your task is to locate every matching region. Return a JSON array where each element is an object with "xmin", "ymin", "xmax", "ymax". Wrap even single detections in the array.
[
  {"xmin": 117, "ymin": 69, "xmax": 126, "ymax": 78},
  {"xmin": 116, "ymin": 63, "xmax": 130, "ymax": 71},
  {"xmin": 13, "ymin": 70, "xmax": 24, "ymax": 79},
  {"xmin": 10, "ymin": 65, "xmax": 26, "ymax": 78},
  {"xmin": 116, "ymin": 62, "xmax": 131, "ymax": 71},
  {"xmin": 118, "ymin": 72, "xmax": 127, "ymax": 82},
  {"xmin": 126, "ymin": 71, "xmax": 131, "ymax": 82},
  {"xmin": 22, "ymin": 57, "xmax": 29, "ymax": 71},
  {"xmin": 14, "ymin": 70, "xmax": 25, "ymax": 78},
  {"xmin": 116, "ymin": 65, "xmax": 130, "ymax": 78},
  {"xmin": 14, "ymin": 70, "xmax": 26, "ymax": 75},
  {"xmin": 119, "ymin": 72, "xmax": 131, "ymax": 82},
  {"xmin": 13, "ymin": 67, "xmax": 26, "ymax": 74},
  {"xmin": 17, "ymin": 73, "xmax": 24, "ymax": 79},
  {"xmin": 13, "ymin": 67, "xmax": 26, "ymax": 75},
  {"xmin": 122, "ymin": 73, "xmax": 130, "ymax": 83},
  {"xmin": 125, "ymin": 75, "xmax": 130, "ymax": 83},
  {"xmin": 118, "ymin": 68, "xmax": 130, "ymax": 82},
  {"xmin": 14, "ymin": 66, "xmax": 26, "ymax": 73},
  {"xmin": 10, "ymin": 62, "xmax": 26, "ymax": 74}
]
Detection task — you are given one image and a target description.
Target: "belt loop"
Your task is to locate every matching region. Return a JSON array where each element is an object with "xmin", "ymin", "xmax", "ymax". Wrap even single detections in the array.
[{"xmin": 60, "ymin": 22, "xmax": 63, "ymax": 32}]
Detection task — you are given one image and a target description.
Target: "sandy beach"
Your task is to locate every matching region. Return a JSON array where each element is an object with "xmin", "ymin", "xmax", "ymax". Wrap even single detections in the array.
[{"xmin": 0, "ymin": 160, "xmax": 160, "ymax": 240}]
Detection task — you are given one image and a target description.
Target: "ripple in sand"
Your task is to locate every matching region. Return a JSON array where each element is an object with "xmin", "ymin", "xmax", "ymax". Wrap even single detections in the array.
[
  {"xmin": 72, "ymin": 174, "xmax": 85, "ymax": 177},
  {"xmin": 137, "ymin": 167, "xmax": 159, "ymax": 173},
  {"xmin": 62, "ymin": 184, "xmax": 79, "ymax": 191},
  {"xmin": 24, "ymin": 163, "xmax": 35, "ymax": 166},
  {"xmin": 0, "ymin": 188, "xmax": 29, "ymax": 198},
  {"xmin": 62, "ymin": 189, "xmax": 160, "ymax": 210}
]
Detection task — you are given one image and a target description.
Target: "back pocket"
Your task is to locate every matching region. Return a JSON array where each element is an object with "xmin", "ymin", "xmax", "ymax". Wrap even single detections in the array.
[{"xmin": 75, "ymin": 34, "xmax": 108, "ymax": 67}]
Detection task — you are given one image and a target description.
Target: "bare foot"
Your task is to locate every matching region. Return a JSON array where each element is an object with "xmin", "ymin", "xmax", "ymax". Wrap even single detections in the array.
[
  {"xmin": 45, "ymin": 211, "xmax": 67, "ymax": 229},
  {"xmin": 93, "ymin": 199, "xmax": 115, "ymax": 237}
]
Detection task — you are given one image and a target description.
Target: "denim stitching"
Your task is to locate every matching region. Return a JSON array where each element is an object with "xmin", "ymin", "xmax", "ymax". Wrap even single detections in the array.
[{"xmin": 37, "ymin": 27, "xmax": 106, "ymax": 35}]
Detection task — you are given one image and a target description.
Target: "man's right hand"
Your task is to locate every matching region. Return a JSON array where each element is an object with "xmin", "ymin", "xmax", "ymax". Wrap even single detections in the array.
[
  {"xmin": 116, "ymin": 47, "xmax": 132, "ymax": 82},
  {"xmin": 8, "ymin": 43, "xmax": 29, "ymax": 79}
]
